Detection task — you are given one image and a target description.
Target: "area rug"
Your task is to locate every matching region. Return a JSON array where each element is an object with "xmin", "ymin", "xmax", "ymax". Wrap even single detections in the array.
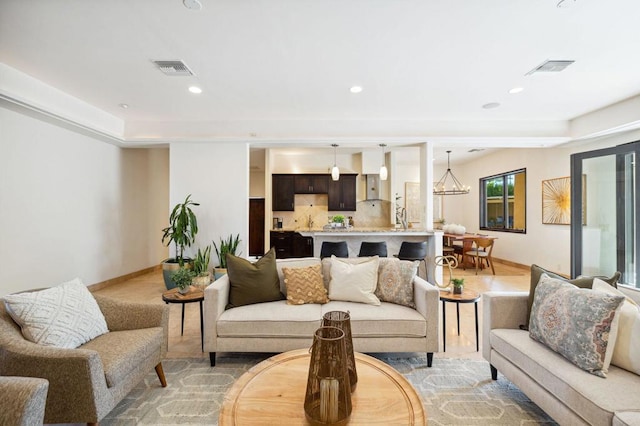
[{"xmin": 102, "ymin": 354, "xmax": 557, "ymax": 425}]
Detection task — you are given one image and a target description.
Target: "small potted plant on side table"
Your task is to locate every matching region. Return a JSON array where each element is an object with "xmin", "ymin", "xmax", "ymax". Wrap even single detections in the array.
[
  {"xmin": 451, "ymin": 278, "xmax": 465, "ymax": 294},
  {"xmin": 171, "ymin": 267, "xmax": 196, "ymax": 295}
]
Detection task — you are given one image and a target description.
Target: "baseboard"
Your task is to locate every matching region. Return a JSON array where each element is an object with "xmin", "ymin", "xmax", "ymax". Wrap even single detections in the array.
[
  {"xmin": 491, "ymin": 257, "xmax": 529, "ymax": 271},
  {"xmin": 89, "ymin": 265, "xmax": 162, "ymax": 291}
]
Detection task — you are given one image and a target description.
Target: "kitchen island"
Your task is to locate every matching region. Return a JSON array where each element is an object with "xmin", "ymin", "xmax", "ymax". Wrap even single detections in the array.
[{"xmin": 297, "ymin": 228, "xmax": 443, "ymax": 284}]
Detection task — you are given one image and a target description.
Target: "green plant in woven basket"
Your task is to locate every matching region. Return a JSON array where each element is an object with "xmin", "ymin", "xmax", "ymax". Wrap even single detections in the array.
[
  {"xmin": 213, "ymin": 234, "xmax": 241, "ymax": 269},
  {"xmin": 193, "ymin": 245, "xmax": 211, "ymax": 277}
]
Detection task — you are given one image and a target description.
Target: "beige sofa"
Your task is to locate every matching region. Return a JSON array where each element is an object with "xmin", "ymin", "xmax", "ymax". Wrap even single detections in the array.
[
  {"xmin": 483, "ymin": 286, "xmax": 640, "ymax": 426},
  {"xmin": 204, "ymin": 257, "xmax": 440, "ymax": 367}
]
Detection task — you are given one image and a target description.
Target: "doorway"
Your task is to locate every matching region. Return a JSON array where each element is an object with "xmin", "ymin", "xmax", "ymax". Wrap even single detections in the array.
[
  {"xmin": 571, "ymin": 141, "xmax": 639, "ymax": 287},
  {"xmin": 249, "ymin": 198, "xmax": 265, "ymax": 257}
]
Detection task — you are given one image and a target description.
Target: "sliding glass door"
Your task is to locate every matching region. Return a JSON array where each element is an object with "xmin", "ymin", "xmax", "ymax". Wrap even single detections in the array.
[{"xmin": 570, "ymin": 141, "xmax": 639, "ymax": 287}]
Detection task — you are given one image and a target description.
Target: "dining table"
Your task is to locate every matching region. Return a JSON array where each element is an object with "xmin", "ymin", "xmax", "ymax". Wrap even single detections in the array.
[{"xmin": 443, "ymin": 233, "xmax": 498, "ymax": 270}]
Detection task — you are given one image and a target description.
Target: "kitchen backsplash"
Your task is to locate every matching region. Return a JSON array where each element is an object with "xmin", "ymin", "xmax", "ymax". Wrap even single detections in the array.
[{"xmin": 276, "ymin": 194, "xmax": 392, "ymax": 229}]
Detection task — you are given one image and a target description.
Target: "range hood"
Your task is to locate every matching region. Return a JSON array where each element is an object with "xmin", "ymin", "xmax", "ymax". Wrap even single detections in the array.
[{"xmin": 366, "ymin": 174, "xmax": 382, "ymax": 200}]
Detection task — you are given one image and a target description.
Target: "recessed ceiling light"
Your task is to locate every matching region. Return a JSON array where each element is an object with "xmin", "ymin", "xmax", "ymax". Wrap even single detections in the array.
[
  {"xmin": 183, "ymin": 0, "xmax": 202, "ymax": 10},
  {"xmin": 482, "ymin": 102, "xmax": 500, "ymax": 109},
  {"xmin": 119, "ymin": 103, "xmax": 129, "ymax": 109},
  {"xmin": 350, "ymin": 86, "xmax": 363, "ymax": 94},
  {"xmin": 188, "ymin": 86, "xmax": 202, "ymax": 94},
  {"xmin": 509, "ymin": 87, "xmax": 524, "ymax": 94}
]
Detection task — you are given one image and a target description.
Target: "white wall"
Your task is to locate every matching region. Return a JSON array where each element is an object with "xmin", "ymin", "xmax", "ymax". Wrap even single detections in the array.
[
  {"xmin": 169, "ymin": 143, "xmax": 249, "ymax": 267},
  {"xmin": 439, "ymin": 131, "xmax": 640, "ymax": 274},
  {"xmin": 0, "ymin": 105, "xmax": 169, "ymax": 296},
  {"xmin": 249, "ymin": 170, "xmax": 265, "ymax": 198}
]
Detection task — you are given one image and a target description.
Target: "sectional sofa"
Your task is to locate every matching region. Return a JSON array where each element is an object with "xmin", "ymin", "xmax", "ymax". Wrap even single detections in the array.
[{"xmin": 203, "ymin": 257, "xmax": 440, "ymax": 367}]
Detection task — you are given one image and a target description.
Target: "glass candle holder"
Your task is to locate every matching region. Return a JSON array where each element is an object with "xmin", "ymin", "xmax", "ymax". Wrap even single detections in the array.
[
  {"xmin": 304, "ymin": 326, "xmax": 352, "ymax": 425},
  {"xmin": 322, "ymin": 311, "xmax": 357, "ymax": 391}
]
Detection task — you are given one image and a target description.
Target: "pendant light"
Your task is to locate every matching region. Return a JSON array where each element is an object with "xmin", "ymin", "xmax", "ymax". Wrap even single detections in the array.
[
  {"xmin": 331, "ymin": 144, "xmax": 340, "ymax": 181},
  {"xmin": 379, "ymin": 144, "xmax": 388, "ymax": 181},
  {"xmin": 433, "ymin": 151, "xmax": 470, "ymax": 195}
]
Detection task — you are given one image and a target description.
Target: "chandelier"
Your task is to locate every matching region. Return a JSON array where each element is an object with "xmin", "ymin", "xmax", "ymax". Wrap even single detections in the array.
[{"xmin": 433, "ymin": 151, "xmax": 470, "ymax": 195}]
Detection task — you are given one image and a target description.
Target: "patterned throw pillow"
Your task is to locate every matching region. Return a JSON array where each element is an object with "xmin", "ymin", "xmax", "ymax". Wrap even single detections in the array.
[
  {"xmin": 3, "ymin": 278, "xmax": 109, "ymax": 349},
  {"xmin": 521, "ymin": 264, "xmax": 621, "ymax": 330},
  {"xmin": 592, "ymin": 279, "xmax": 640, "ymax": 375},
  {"xmin": 282, "ymin": 264, "xmax": 329, "ymax": 305},
  {"xmin": 375, "ymin": 258, "xmax": 418, "ymax": 308},
  {"xmin": 529, "ymin": 275, "xmax": 625, "ymax": 378}
]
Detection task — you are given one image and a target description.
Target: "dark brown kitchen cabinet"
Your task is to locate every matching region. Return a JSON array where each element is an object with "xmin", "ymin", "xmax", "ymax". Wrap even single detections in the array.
[
  {"xmin": 292, "ymin": 233, "xmax": 314, "ymax": 257},
  {"xmin": 270, "ymin": 231, "xmax": 314, "ymax": 259},
  {"xmin": 294, "ymin": 174, "xmax": 329, "ymax": 194},
  {"xmin": 272, "ymin": 174, "xmax": 295, "ymax": 211},
  {"xmin": 328, "ymin": 174, "xmax": 357, "ymax": 211},
  {"xmin": 270, "ymin": 231, "xmax": 292, "ymax": 258}
]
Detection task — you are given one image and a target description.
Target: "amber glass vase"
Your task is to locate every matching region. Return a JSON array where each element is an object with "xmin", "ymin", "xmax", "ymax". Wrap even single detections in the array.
[{"xmin": 304, "ymin": 326, "xmax": 352, "ymax": 425}]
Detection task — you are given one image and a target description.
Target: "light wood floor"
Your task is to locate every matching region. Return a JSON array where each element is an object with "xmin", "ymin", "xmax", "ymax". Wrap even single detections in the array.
[{"xmin": 93, "ymin": 260, "xmax": 530, "ymax": 361}]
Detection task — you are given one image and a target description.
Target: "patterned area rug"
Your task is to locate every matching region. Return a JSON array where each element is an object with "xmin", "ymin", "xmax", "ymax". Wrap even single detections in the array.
[{"xmin": 102, "ymin": 354, "xmax": 557, "ymax": 425}]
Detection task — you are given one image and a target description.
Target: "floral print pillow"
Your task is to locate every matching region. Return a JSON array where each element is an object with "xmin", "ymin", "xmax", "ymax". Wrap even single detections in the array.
[
  {"xmin": 529, "ymin": 274, "xmax": 625, "ymax": 377},
  {"xmin": 374, "ymin": 258, "xmax": 418, "ymax": 308}
]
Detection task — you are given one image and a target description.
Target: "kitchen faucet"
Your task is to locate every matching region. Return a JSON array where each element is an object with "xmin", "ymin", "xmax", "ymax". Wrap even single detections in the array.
[
  {"xmin": 398, "ymin": 207, "xmax": 408, "ymax": 230},
  {"xmin": 308, "ymin": 214, "xmax": 314, "ymax": 230}
]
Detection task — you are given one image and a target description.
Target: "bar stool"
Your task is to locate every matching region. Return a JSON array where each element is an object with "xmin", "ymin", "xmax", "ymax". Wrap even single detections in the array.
[
  {"xmin": 395, "ymin": 241, "xmax": 428, "ymax": 281},
  {"xmin": 320, "ymin": 241, "xmax": 349, "ymax": 259},
  {"xmin": 358, "ymin": 241, "xmax": 388, "ymax": 257}
]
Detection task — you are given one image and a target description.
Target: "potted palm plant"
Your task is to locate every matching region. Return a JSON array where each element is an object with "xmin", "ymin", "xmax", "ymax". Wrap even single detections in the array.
[
  {"xmin": 192, "ymin": 245, "xmax": 212, "ymax": 289},
  {"xmin": 161, "ymin": 194, "xmax": 199, "ymax": 289},
  {"xmin": 213, "ymin": 234, "xmax": 241, "ymax": 279}
]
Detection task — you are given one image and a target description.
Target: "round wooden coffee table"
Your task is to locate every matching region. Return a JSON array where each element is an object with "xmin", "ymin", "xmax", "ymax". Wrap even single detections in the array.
[{"xmin": 219, "ymin": 349, "xmax": 426, "ymax": 425}]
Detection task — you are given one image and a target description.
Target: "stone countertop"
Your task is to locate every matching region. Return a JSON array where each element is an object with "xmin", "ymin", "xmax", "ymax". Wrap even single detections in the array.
[{"xmin": 297, "ymin": 228, "xmax": 438, "ymax": 236}]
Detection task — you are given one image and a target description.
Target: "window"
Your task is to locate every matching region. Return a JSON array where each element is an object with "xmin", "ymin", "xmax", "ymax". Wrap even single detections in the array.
[{"xmin": 480, "ymin": 169, "xmax": 526, "ymax": 233}]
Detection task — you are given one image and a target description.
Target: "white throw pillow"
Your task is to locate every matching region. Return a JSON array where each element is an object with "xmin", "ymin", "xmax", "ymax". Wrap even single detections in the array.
[
  {"xmin": 328, "ymin": 255, "xmax": 380, "ymax": 305},
  {"xmin": 593, "ymin": 278, "xmax": 640, "ymax": 375},
  {"xmin": 3, "ymin": 278, "xmax": 109, "ymax": 348}
]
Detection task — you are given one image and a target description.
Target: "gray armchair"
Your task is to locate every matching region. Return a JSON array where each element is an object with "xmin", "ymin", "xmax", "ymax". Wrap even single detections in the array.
[
  {"xmin": 0, "ymin": 293, "xmax": 169, "ymax": 425},
  {"xmin": 0, "ymin": 376, "xmax": 49, "ymax": 426}
]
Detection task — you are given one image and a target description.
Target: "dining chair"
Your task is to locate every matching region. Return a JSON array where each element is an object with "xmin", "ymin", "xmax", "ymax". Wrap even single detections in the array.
[
  {"xmin": 320, "ymin": 241, "xmax": 349, "ymax": 259},
  {"xmin": 465, "ymin": 237, "xmax": 495, "ymax": 275}
]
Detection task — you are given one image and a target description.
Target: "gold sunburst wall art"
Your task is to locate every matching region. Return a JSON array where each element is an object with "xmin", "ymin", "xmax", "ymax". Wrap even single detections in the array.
[{"xmin": 542, "ymin": 176, "xmax": 586, "ymax": 225}]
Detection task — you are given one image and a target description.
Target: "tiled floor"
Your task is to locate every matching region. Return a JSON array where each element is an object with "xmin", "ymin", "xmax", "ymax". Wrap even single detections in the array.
[{"xmin": 92, "ymin": 260, "xmax": 530, "ymax": 361}]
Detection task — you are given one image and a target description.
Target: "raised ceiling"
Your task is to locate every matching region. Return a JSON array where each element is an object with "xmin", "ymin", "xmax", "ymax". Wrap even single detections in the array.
[{"xmin": 1, "ymin": 0, "xmax": 640, "ymax": 150}]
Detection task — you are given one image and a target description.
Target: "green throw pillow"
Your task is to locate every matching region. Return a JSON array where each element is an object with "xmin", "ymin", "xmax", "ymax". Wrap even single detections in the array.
[
  {"xmin": 226, "ymin": 247, "xmax": 284, "ymax": 309},
  {"xmin": 521, "ymin": 264, "xmax": 620, "ymax": 330}
]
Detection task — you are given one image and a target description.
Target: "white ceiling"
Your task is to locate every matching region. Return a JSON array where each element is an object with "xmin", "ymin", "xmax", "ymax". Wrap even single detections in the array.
[{"xmin": 2, "ymin": 0, "xmax": 640, "ymax": 159}]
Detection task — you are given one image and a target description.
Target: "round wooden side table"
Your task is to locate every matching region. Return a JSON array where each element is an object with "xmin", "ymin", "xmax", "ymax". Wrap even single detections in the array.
[
  {"xmin": 219, "ymin": 349, "xmax": 426, "ymax": 425},
  {"xmin": 439, "ymin": 289, "xmax": 481, "ymax": 352},
  {"xmin": 162, "ymin": 287, "xmax": 204, "ymax": 352}
]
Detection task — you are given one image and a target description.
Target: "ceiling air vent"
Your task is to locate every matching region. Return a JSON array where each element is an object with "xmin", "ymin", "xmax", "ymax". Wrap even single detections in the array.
[
  {"xmin": 526, "ymin": 60, "xmax": 575, "ymax": 75},
  {"xmin": 152, "ymin": 60, "xmax": 194, "ymax": 76}
]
